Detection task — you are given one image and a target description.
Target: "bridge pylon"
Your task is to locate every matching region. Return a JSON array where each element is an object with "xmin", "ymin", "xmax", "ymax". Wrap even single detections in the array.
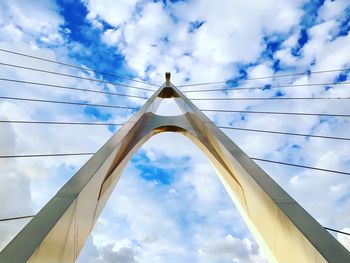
[{"xmin": 1, "ymin": 73, "xmax": 349, "ymax": 263}]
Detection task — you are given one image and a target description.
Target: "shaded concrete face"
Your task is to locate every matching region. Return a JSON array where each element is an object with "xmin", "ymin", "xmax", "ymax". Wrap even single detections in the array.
[{"xmin": 1, "ymin": 74, "xmax": 349, "ymax": 263}]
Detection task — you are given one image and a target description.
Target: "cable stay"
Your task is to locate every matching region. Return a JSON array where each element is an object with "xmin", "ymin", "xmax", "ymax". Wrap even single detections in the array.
[
  {"xmin": 0, "ymin": 214, "xmax": 348, "ymax": 237},
  {"xmin": 1, "ymin": 120, "xmax": 349, "ymax": 142},
  {"xmin": 0, "ymin": 120, "xmax": 123, "ymax": 126},
  {"xmin": 219, "ymin": 126, "xmax": 350, "ymax": 141},
  {"xmin": 252, "ymin": 158, "xmax": 350, "ymax": 176},
  {"xmin": 0, "ymin": 48, "xmax": 158, "ymax": 87},
  {"xmin": 0, "ymin": 153, "xmax": 94, "ymax": 159},
  {"xmin": 0, "ymin": 96, "xmax": 140, "ymax": 110},
  {"xmin": 191, "ymin": 96, "xmax": 350, "ymax": 101},
  {"xmin": 178, "ymin": 67, "xmax": 350, "ymax": 87},
  {"xmin": 0, "ymin": 215, "xmax": 35, "ymax": 222},
  {"xmin": 324, "ymin": 227, "xmax": 350, "ymax": 237},
  {"xmin": 201, "ymin": 109, "xmax": 350, "ymax": 118},
  {"xmin": 0, "ymin": 78, "xmax": 148, "ymax": 100},
  {"xmin": 0, "ymin": 151, "xmax": 348, "ymax": 176},
  {"xmin": 0, "ymin": 62, "xmax": 156, "ymax": 92},
  {"xmin": 2, "ymin": 95, "xmax": 347, "ymax": 117},
  {"xmin": 182, "ymin": 81, "xmax": 350, "ymax": 93}
]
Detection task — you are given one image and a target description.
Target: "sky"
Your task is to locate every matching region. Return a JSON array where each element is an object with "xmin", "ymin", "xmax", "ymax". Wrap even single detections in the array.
[{"xmin": 0, "ymin": 0, "xmax": 350, "ymax": 262}]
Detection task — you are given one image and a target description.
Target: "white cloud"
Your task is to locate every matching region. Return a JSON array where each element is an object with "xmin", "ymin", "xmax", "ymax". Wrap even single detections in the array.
[
  {"xmin": 0, "ymin": 120, "xmax": 33, "ymax": 250},
  {"xmin": 0, "ymin": 0, "xmax": 63, "ymax": 44},
  {"xmin": 85, "ymin": 0, "xmax": 138, "ymax": 27},
  {"xmin": 80, "ymin": 0, "xmax": 350, "ymax": 257},
  {"xmin": 338, "ymin": 228, "xmax": 350, "ymax": 251},
  {"xmin": 102, "ymin": 28, "xmax": 122, "ymax": 46},
  {"xmin": 318, "ymin": 0, "xmax": 349, "ymax": 21},
  {"xmin": 84, "ymin": 0, "xmax": 305, "ymax": 84},
  {"xmin": 78, "ymin": 133, "xmax": 268, "ymax": 262},
  {"xmin": 0, "ymin": 0, "xmax": 138, "ymax": 252},
  {"xmin": 1, "ymin": 0, "xmax": 350, "ymax": 262},
  {"xmin": 95, "ymin": 245, "xmax": 137, "ymax": 263},
  {"xmin": 198, "ymin": 235, "xmax": 266, "ymax": 263}
]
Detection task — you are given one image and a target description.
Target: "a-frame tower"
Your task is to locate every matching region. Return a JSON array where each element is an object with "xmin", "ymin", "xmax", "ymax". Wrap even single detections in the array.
[{"xmin": 1, "ymin": 73, "xmax": 349, "ymax": 263}]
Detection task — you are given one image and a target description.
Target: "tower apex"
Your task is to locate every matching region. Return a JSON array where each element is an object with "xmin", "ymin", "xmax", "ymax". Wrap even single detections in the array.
[{"xmin": 165, "ymin": 72, "xmax": 171, "ymax": 85}]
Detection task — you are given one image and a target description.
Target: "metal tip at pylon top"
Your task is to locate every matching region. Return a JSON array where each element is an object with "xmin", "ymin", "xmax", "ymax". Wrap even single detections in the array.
[{"xmin": 165, "ymin": 72, "xmax": 171, "ymax": 86}]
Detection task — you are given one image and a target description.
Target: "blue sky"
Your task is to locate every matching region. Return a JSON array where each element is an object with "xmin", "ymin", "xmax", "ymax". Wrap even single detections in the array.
[{"xmin": 0, "ymin": 0, "xmax": 350, "ymax": 262}]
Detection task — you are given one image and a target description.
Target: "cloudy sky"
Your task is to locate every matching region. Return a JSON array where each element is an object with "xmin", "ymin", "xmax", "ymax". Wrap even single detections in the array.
[{"xmin": 0, "ymin": 0, "xmax": 350, "ymax": 262}]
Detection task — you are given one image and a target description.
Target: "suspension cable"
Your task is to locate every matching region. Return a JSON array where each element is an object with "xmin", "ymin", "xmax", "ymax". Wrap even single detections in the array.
[
  {"xmin": 200, "ymin": 109, "xmax": 350, "ymax": 118},
  {"xmin": 0, "ymin": 78, "xmax": 148, "ymax": 100},
  {"xmin": 182, "ymin": 81, "xmax": 350, "ymax": 93},
  {"xmin": 0, "ymin": 48, "xmax": 158, "ymax": 87},
  {"xmin": 0, "ymin": 96, "xmax": 140, "ymax": 110},
  {"xmin": 178, "ymin": 68, "xmax": 350, "ymax": 87},
  {"xmin": 0, "ymin": 62, "xmax": 156, "ymax": 92}
]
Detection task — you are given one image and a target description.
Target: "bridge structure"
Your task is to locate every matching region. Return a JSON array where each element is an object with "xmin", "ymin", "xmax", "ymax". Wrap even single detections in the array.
[{"xmin": 0, "ymin": 71, "xmax": 349, "ymax": 263}]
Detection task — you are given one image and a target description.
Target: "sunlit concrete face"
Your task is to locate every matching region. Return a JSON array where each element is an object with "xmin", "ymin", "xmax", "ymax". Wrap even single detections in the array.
[{"xmin": 1, "ymin": 73, "xmax": 349, "ymax": 263}]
